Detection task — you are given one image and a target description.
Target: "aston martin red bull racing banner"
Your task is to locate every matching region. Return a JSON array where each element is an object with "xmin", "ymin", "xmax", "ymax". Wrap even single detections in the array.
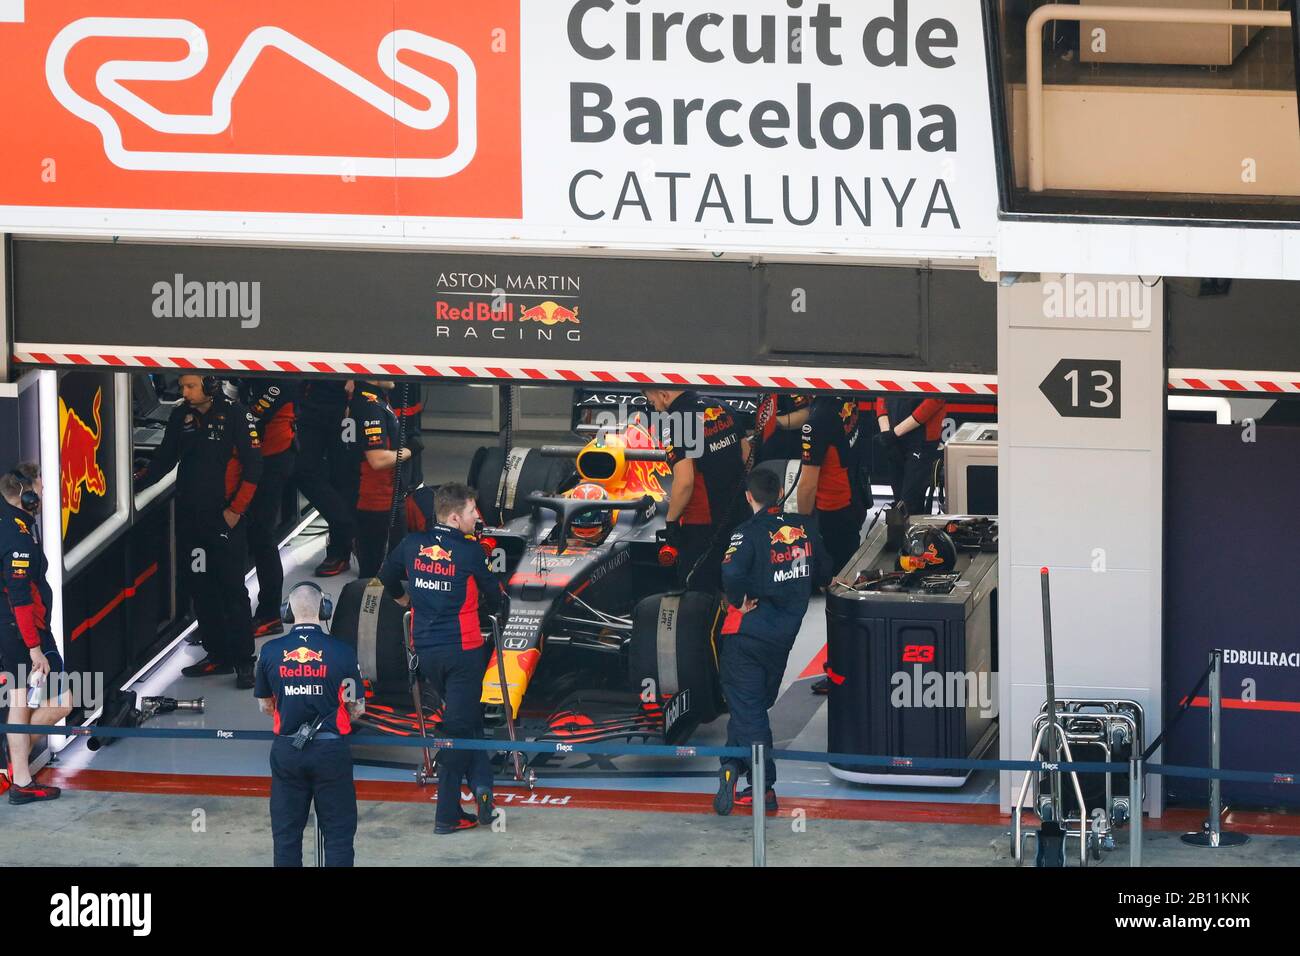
[{"xmin": 0, "ymin": 0, "xmax": 997, "ymax": 258}]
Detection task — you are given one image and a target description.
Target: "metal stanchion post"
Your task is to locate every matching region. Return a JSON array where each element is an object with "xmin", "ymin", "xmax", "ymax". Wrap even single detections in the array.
[
  {"xmin": 752, "ymin": 743, "xmax": 767, "ymax": 868},
  {"xmin": 1182, "ymin": 650, "xmax": 1249, "ymax": 848},
  {"xmin": 1129, "ymin": 757, "xmax": 1142, "ymax": 867},
  {"xmin": 315, "ymin": 813, "xmax": 325, "ymax": 867}
]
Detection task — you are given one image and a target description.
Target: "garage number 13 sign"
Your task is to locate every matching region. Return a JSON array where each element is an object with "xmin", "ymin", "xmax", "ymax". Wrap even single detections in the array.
[{"xmin": 1039, "ymin": 359, "xmax": 1122, "ymax": 420}]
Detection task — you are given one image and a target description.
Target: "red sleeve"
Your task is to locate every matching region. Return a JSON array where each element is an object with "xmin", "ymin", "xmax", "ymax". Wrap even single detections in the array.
[
  {"xmin": 874, "ymin": 398, "xmax": 887, "ymax": 417},
  {"xmin": 13, "ymin": 603, "xmax": 39, "ymax": 649},
  {"xmin": 912, "ymin": 399, "xmax": 945, "ymax": 424}
]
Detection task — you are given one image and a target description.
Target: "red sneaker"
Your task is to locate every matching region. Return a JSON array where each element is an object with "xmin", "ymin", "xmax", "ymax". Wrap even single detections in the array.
[
  {"xmin": 9, "ymin": 781, "xmax": 61, "ymax": 805},
  {"xmin": 314, "ymin": 557, "xmax": 351, "ymax": 577},
  {"xmin": 252, "ymin": 617, "xmax": 284, "ymax": 638},
  {"xmin": 735, "ymin": 787, "xmax": 779, "ymax": 815}
]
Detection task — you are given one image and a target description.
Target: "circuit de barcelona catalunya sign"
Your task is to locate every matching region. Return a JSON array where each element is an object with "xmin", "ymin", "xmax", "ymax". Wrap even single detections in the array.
[{"xmin": 0, "ymin": 0, "xmax": 998, "ymax": 258}]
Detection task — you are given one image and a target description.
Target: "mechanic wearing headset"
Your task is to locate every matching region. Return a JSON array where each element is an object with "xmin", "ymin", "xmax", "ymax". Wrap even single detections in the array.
[
  {"xmin": 795, "ymin": 395, "xmax": 864, "ymax": 575},
  {"xmin": 0, "ymin": 463, "xmax": 71, "ymax": 804},
  {"xmin": 874, "ymin": 395, "xmax": 948, "ymax": 516},
  {"xmin": 642, "ymin": 388, "xmax": 746, "ymax": 592},
  {"xmin": 138, "ymin": 373, "xmax": 262, "ymax": 688},
  {"xmin": 239, "ymin": 378, "xmax": 299, "ymax": 638},
  {"xmin": 379, "ymin": 482, "xmax": 504, "ymax": 835},
  {"xmin": 714, "ymin": 467, "xmax": 827, "ymax": 816},
  {"xmin": 346, "ymin": 381, "xmax": 419, "ymax": 580},
  {"xmin": 254, "ymin": 581, "xmax": 364, "ymax": 867}
]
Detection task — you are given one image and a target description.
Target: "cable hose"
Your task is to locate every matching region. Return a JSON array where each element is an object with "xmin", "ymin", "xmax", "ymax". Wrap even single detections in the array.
[
  {"xmin": 496, "ymin": 384, "xmax": 514, "ymax": 519},
  {"xmin": 1141, "ymin": 654, "xmax": 1219, "ymax": 762},
  {"xmin": 383, "ymin": 384, "xmax": 409, "ymax": 556}
]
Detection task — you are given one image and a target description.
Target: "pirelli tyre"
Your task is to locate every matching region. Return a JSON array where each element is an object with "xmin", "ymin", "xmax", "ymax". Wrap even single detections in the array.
[
  {"xmin": 329, "ymin": 578, "xmax": 410, "ymax": 699},
  {"xmin": 467, "ymin": 446, "xmax": 573, "ymax": 527},
  {"xmin": 628, "ymin": 590, "xmax": 726, "ymax": 743}
]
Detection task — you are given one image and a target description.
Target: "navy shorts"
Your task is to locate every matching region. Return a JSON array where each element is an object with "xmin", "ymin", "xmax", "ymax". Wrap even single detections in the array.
[{"xmin": 0, "ymin": 625, "xmax": 64, "ymax": 681}]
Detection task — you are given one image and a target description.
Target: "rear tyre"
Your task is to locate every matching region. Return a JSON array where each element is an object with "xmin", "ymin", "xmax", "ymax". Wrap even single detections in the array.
[
  {"xmin": 467, "ymin": 446, "xmax": 573, "ymax": 526},
  {"xmin": 628, "ymin": 590, "xmax": 726, "ymax": 743}
]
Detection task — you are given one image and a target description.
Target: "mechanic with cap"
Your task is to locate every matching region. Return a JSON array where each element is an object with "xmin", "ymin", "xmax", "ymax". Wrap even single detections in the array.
[
  {"xmin": 138, "ymin": 374, "xmax": 262, "ymax": 688},
  {"xmin": 239, "ymin": 378, "xmax": 298, "ymax": 638},
  {"xmin": 874, "ymin": 395, "xmax": 948, "ymax": 516},
  {"xmin": 379, "ymin": 482, "xmax": 504, "ymax": 834},
  {"xmin": 795, "ymin": 395, "xmax": 863, "ymax": 575},
  {"xmin": 642, "ymin": 388, "xmax": 746, "ymax": 592},
  {"xmin": 0, "ymin": 463, "xmax": 71, "ymax": 805},
  {"xmin": 347, "ymin": 381, "xmax": 419, "ymax": 580},
  {"xmin": 254, "ymin": 581, "xmax": 364, "ymax": 866},
  {"xmin": 714, "ymin": 467, "xmax": 827, "ymax": 816},
  {"xmin": 294, "ymin": 379, "xmax": 357, "ymax": 578}
]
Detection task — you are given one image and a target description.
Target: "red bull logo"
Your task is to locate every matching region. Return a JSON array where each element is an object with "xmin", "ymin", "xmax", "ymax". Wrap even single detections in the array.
[
  {"xmin": 59, "ymin": 388, "xmax": 107, "ymax": 537},
  {"xmin": 283, "ymin": 647, "xmax": 324, "ymax": 664},
  {"xmin": 769, "ymin": 525, "xmax": 807, "ymax": 546},
  {"xmin": 702, "ymin": 406, "xmax": 724, "ymax": 422},
  {"xmin": 518, "ymin": 301, "xmax": 580, "ymax": 326},
  {"xmin": 419, "ymin": 544, "xmax": 454, "ymax": 562}
]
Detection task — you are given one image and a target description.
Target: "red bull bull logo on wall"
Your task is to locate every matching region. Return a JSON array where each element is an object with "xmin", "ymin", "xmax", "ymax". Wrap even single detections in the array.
[{"xmin": 59, "ymin": 387, "xmax": 107, "ymax": 537}]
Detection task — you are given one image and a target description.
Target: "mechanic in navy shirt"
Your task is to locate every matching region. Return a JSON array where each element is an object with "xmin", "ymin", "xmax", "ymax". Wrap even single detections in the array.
[
  {"xmin": 380, "ymin": 482, "xmax": 504, "ymax": 834},
  {"xmin": 254, "ymin": 582, "xmax": 364, "ymax": 867},
  {"xmin": 714, "ymin": 467, "xmax": 828, "ymax": 817},
  {"xmin": 0, "ymin": 463, "xmax": 71, "ymax": 804}
]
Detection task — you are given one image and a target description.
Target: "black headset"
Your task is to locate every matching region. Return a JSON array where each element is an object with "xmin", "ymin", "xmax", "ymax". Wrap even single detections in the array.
[
  {"xmin": 201, "ymin": 375, "xmax": 221, "ymax": 398},
  {"xmin": 280, "ymin": 581, "xmax": 334, "ymax": 625},
  {"xmin": 8, "ymin": 468, "xmax": 40, "ymax": 514}
]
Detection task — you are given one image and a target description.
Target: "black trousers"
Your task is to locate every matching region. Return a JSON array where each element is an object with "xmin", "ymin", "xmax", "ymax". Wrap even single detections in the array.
[
  {"xmin": 893, "ymin": 444, "xmax": 941, "ymax": 517},
  {"xmin": 178, "ymin": 511, "xmax": 253, "ymax": 666},
  {"xmin": 719, "ymin": 635, "xmax": 792, "ymax": 786},
  {"xmin": 676, "ymin": 503, "xmax": 744, "ymax": 592},
  {"xmin": 269, "ymin": 736, "xmax": 357, "ymax": 867},
  {"xmin": 248, "ymin": 449, "xmax": 295, "ymax": 621},
  {"xmin": 294, "ymin": 418, "xmax": 356, "ymax": 561},
  {"xmin": 354, "ymin": 508, "xmax": 404, "ymax": 580},
  {"xmin": 815, "ymin": 505, "xmax": 865, "ymax": 578},
  {"xmin": 418, "ymin": 643, "xmax": 494, "ymax": 827}
]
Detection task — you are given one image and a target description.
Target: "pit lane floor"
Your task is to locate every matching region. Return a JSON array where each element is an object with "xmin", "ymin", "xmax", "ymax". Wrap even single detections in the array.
[
  {"xmin": 29, "ymin": 433, "xmax": 1296, "ymax": 845},
  {"xmin": 42, "ymin": 504, "xmax": 1002, "ymax": 816},
  {"xmin": 4, "ymin": 789, "xmax": 1299, "ymax": 867}
]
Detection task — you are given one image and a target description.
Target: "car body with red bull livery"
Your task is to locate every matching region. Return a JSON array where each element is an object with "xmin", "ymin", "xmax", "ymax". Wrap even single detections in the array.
[{"xmin": 468, "ymin": 420, "xmax": 728, "ymax": 746}]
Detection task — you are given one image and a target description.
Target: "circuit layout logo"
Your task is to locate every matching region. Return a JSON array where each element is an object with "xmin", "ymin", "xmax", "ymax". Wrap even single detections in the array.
[{"xmin": 0, "ymin": 1, "xmax": 521, "ymax": 217}]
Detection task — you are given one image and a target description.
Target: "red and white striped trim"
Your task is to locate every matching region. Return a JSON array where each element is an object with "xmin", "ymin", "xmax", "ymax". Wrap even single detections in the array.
[
  {"xmin": 1168, "ymin": 369, "xmax": 1300, "ymax": 394},
  {"xmin": 12, "ymin": 345, "xmax": 999, "ymax": 396}
]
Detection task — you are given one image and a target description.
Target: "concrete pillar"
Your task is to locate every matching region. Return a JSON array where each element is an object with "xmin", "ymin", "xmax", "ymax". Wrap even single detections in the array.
[{"xmin": 997, "ymin": 273, "xmax": 1165, "ymax": 816}]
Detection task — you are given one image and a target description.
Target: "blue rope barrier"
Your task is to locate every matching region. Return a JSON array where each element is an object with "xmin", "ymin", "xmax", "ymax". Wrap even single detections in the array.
[{"xmin": 4, "ymin": 721, "xmax": 1295, "ymax": 785}]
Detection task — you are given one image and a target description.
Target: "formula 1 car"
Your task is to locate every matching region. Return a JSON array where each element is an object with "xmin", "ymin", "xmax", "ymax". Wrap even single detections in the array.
[{"xmin": 334, "ymin": 419, "xmax": 732, "ymax": 753}]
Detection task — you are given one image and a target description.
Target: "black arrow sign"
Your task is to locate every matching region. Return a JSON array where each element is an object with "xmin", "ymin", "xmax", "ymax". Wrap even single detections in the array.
[{"xmin": 1039, "ymin": 359, "xmax": 1121, "ymax": 419}]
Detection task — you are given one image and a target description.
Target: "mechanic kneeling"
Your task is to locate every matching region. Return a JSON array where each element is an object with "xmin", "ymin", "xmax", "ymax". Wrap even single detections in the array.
[
  {"xmin": 715, "ymin": 468, "xmax": 827, "ymax": 817},
  {"xmin": 254, "ymin": 581, "xmax": 364, "ymax": 867},
  {"xmin": 379, "ymin": 482, "xmax": 504, "ymax": 835}
]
